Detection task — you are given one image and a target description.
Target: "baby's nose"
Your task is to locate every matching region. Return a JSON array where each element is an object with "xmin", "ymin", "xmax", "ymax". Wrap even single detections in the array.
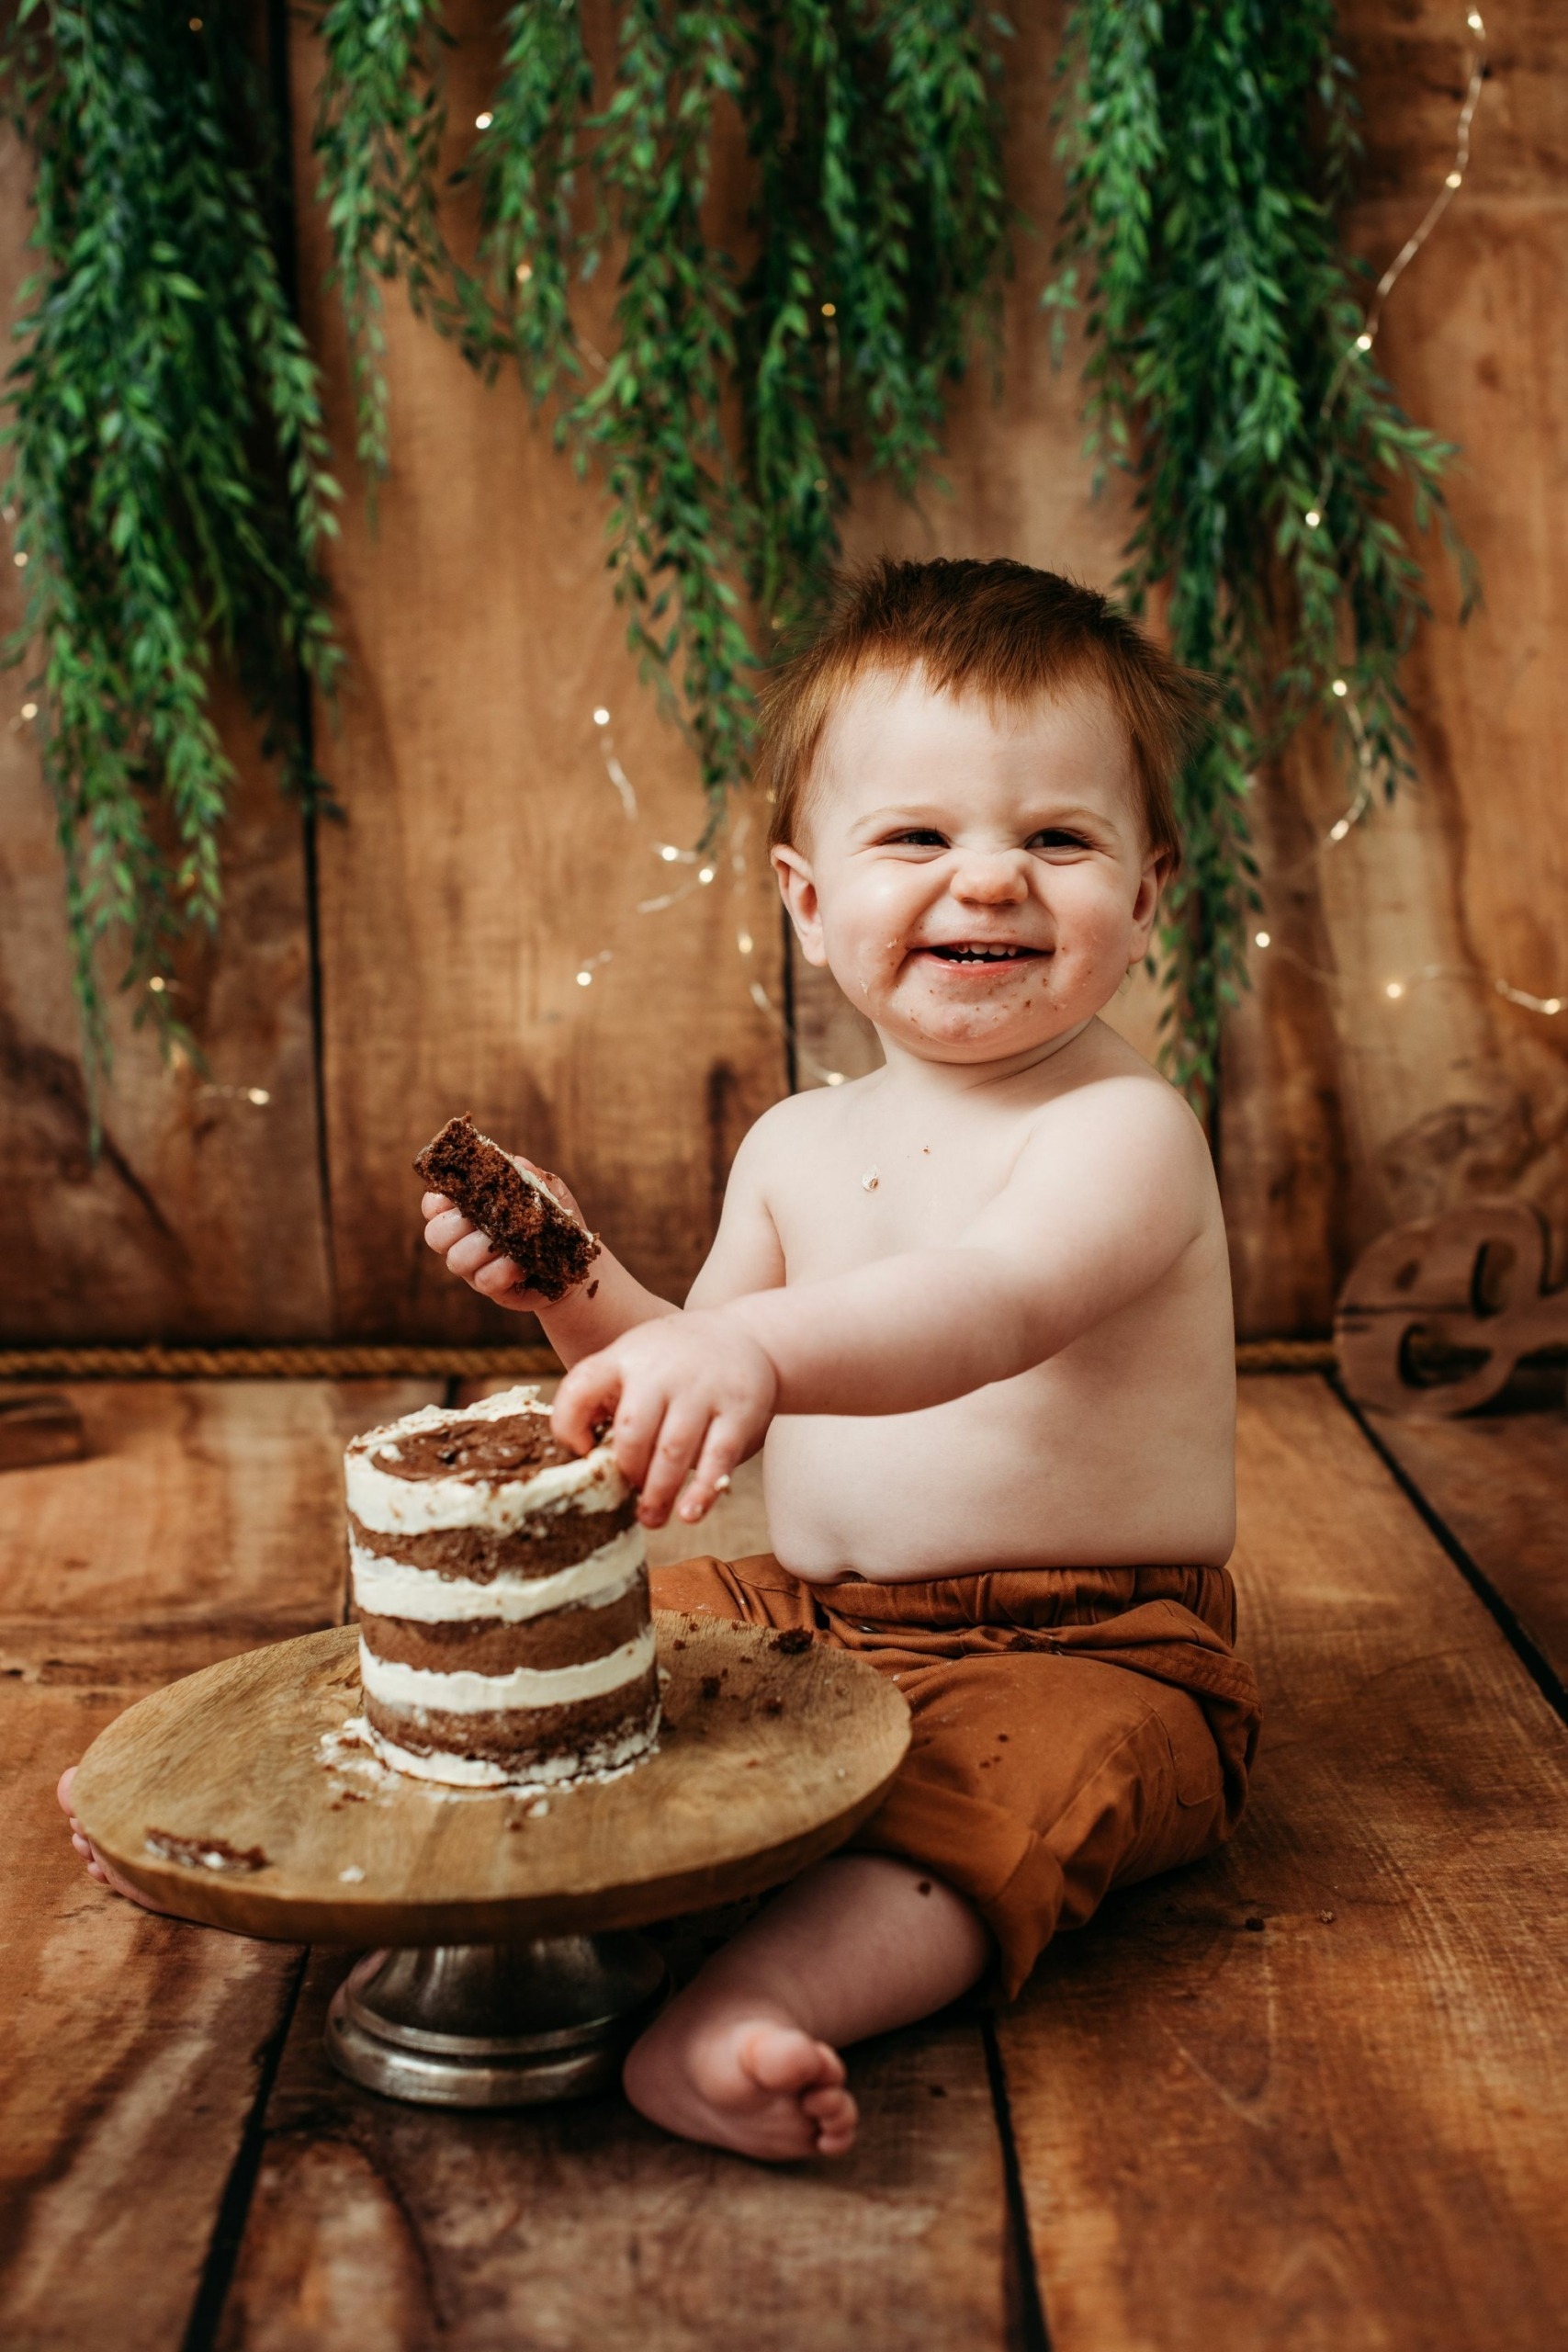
[{"xmin": 951, "ymin": 850, "xmax": 1030, "ymax": 902}]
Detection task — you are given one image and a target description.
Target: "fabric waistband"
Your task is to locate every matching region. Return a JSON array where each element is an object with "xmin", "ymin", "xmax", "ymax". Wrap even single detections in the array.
[{"xmin": 763, "ymin": 1561, "xmax": 1239, "ymax": 1647}]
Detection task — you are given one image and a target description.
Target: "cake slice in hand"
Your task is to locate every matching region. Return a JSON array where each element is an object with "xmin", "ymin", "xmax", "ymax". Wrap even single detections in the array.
[{"xmin": 414, "ymin": 1114, "xmax": 599, "ymax": 1303}]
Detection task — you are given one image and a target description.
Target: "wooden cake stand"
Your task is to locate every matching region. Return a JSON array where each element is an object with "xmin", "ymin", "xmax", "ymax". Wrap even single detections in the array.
[{"xmin": 69, "ymin": 1613, "xmax": 909, "ymax": 2109}]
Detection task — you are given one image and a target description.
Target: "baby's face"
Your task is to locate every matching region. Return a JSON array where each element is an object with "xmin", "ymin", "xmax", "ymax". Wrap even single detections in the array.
[{"xmin": 773, "ymin": 671, "xmax": 1168, "ymax": 1066}]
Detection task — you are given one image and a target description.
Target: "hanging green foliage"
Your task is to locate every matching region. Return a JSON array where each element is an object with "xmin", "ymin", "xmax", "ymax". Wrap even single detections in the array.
[
  {"xmin": 1047, "ymin": 0, "xmax": 1466, "ymax": 1108},
  {"xmin": 313, "ymin": 0, "xmax": 1011, "ymax": 806},
  {"xmin": 3, "ymin": 1, "xmax": 1464, "ymax": 1125},
  {"xmin": 1, "ymin": 0, "xmax": 340, "ymax": 1119}
]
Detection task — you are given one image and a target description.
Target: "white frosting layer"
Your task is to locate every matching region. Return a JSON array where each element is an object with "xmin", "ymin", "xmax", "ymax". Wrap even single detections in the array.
[
  {"xmin": 358, "ymin": 1624, "xmax": 657, "ymax": 1715},
  {"xmin": 345, "ymin": 1386, "xmax": 626, "ymax": 1537},
  {"xmin": 351, "ymin": 1522, "xmax": 645, "ymax": 1624},
  {"xmin": 361, "ymin": 1713, "xmax": 660, "ymax": 1790}
]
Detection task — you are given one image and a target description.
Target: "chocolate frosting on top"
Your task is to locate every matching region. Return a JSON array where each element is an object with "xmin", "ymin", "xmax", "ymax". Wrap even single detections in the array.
[{"xmin": 372, "ymin": 1412, "xmax": 577, "ymax": 1484}]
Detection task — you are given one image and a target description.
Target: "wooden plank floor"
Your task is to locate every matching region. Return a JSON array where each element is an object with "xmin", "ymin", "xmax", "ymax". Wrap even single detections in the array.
[{"xmin": 1, "ymin": 1374, "xmax": 1563, "ymax": 2348}]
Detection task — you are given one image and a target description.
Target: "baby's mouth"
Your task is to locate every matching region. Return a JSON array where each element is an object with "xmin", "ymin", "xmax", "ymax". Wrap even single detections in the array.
[{"xmin": 921, "ymin": 943, "xmax": 1044, "ymax": 966}]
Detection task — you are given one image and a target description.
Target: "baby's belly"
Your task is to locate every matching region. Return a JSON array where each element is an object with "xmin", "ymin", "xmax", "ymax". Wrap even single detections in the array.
[{"xmin": 761, "ymin": 1370, "xmax": 1235, "ymax": 1581}]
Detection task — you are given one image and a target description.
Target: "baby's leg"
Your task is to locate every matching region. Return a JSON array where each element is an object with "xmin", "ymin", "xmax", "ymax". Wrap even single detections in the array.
[
  {"xmin": 623, "ymin": 1851, "xmax": 988, "ymax": 2161},
  {"xmin": 56, "ymin": 1767, "xmax": 175, "ymax": 1914}
]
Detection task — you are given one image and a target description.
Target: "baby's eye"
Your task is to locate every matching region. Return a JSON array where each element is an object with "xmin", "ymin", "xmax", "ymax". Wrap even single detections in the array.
[
  {"xmin": 884, "ymin": 828, "xmax": 948, "ymax": 849},
  {"xmin": 1029, "ymin": 828, "xmax": 1093, "ymax": 852}
]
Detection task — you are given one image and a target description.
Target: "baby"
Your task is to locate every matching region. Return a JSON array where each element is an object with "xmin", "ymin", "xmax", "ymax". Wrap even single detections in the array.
[
  {"xmin": 61, "ymin": 556, "xmax": 1259, "ymax": 2162},
  {"xmin": 423, "ymin": 558, "xmax": 1262, "ymax": 2160}
]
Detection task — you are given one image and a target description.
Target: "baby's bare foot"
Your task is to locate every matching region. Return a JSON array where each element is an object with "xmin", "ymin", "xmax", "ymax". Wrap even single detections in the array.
[
  {"xmin": 56, "ymin": 1766, "xmax": 174, "ymax": 1915},
  {"xmin": 624, "ymin": 2007, "xmax": 858, "ymax": 2161}
]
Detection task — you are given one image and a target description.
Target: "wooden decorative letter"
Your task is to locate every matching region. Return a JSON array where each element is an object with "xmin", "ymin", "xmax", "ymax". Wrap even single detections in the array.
[{"xmin": 1335, "ymin": 1201, "xmax": 1568, "ymax": 1418}]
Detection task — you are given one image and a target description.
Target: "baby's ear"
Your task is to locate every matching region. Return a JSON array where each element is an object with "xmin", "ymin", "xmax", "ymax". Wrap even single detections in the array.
[
  {"xmin": 1132, "ymin": 849, "xmax": 1174, "ymax": 935},
  {"xmin": 771, "ymin": 844, "xmax": 829, "ymax": 967}
]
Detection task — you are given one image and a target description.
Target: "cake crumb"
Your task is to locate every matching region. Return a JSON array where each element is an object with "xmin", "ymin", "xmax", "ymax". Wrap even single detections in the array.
[
  {"xmin": 699, "ymin": 1675, "xmax": 722, "ymax": 1701},
  {"xmin": 144, "ymin": 1829, "xmax": 268, "ymax": 1874},
  {"xmin": 770, "ymin": 1629, "xmax": 813, "ymax": 1655}
]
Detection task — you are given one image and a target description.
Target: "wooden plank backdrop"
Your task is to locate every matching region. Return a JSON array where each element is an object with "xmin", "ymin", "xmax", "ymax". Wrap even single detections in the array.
[{"xmin": 0, "ymin": 0, "xmax": 1562, "ymax": 1341}]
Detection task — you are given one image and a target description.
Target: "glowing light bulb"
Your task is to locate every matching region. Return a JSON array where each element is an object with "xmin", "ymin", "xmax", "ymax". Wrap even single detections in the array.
[
  {"xmin": 1254, "ymin": 931, "xmax": 1271, "ymax": 949},
  {"xmin": 1385, "ymin": 981, "xmax": 1404, "ymax": 1000},
  {"xmin": 697, "ymin": 865, "xmax": 716, "ymax": 885},
  {"xmin": 1304, "ymin": 509, "xmax": 1321, "ymax": 529},
  {"xmin": 1467, "ymin": 9, "xmax": 1483, "ymax": 29},
  {"xmin": 20, "ymin": 701, "xmax": 37, "ymax": 719},
  {"xmin": 148, "ymin": 976, "xmax": 166, "ymax": 993},
  {"xmin": 592, "ymin": 707, "xmax": 610, "ymax": 726},
  {"xmin": 820, "ymin": 301, "xmax": 837, "ymax": 318},
  {"xmin": 12, "ymin": 552, "xmax": 27, "ymax": 568},
  {"xmin": 659, "ymin": 843, "xmax": 680, "ymax": 863},
  {"xmin": 1355, "ymin": 333, "xmax": 1373, "ymax": 352},
  {"xmin": 475, "ymin": 111, "xmax": 493, "ymax": 130},
  {"xmin": 1329, "ymin": 818, "xmax": 1351, "ymax": 842},
  {"xmin": 247, "ymin": 1087, "xmax": 271, "ymax": 1106},
  {"xmin": 1446, "ymin": 171, "xmax": 1463, "ymax": 190},
  {"xmin": 737, "ymin": 930, "xmax": 753, "ymax": 956},
  {"xmin": 1331, "ymin": 678, "xmax": 1348, "ymax": 697},
  {"xmin": 1544, "ymin": 998, "xmax": 1562, "ymax": 1016},
  {"xmin": 576, "ymin": 969, "xmax": 593, "ymax": 987},
  {"xmin": 516, "ymin": 259, "xmax": 534, "ymax": 285},
  {"xmin": 824, "ymin": 1071, "xmax": 846, "ymax": 1086}
]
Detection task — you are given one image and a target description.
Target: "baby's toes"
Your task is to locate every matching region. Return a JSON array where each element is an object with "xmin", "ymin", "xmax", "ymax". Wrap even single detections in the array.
[
  {"xmin": 805, "ymin": 2084, "xmax": 859, "ymax": 2156},
  {"xmin": 741, "ymin": 2025, "xmax": 845, "ymax": 2099}
]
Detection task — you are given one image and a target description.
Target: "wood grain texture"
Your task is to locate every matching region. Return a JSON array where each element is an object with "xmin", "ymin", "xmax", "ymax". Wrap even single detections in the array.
[
  {"xmin": 215, "ymin": 1951, "xmax": 1009, "ymax": 2352},
  {"xmin": 1223, "ymin": 0, "xmax": 1568, "ymax": 1333},
  {"xmin": 1365, "ymin": 1399, "xmax": 1568, "ymax": 1690},
  {"xmin": 0, "ymin": 1662, "xmax": 302, "ymax": 2352},
  {"xmin": 0, "ymin": 1380, "xmax": 436, "ymax": 1645},
  {"xmin": 286, "ymin": 0, "xmax": 787, "ymax": 1341},
  {"xmin": 995, "ymin": 1374, "xmax": 1568, "ymax": 2351},
  {"xmin": 0, "ymin": 110, "xmax": 333, "ymax": 1346},
  {"xmin": 69, "ymin": 1617, "xmax": 909, "ymax": 1946}
]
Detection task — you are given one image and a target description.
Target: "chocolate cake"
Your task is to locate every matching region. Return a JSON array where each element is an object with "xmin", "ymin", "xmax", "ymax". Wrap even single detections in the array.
[
  {"xmin": 414, "ymin": 1114, "xmax": 598, "ymax": 1303},
  {"xmin": 344, "ymin": 1387, "xmax": 659, "ymax": 1789}
]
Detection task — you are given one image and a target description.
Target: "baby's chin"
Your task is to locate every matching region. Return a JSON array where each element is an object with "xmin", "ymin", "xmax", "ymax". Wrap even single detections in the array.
[{"xmin": 876, "ymin": 989, "xmax": 1080, "ymax": 1063}]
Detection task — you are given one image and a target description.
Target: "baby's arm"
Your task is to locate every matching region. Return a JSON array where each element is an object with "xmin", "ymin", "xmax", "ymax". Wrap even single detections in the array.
[{"xmin": 554, "ymin": 1078, "xmax": 1213, "ymax": 1521}]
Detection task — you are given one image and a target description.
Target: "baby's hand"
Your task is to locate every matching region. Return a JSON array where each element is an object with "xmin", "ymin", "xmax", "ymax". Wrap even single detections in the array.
[
  {"xmin": 422, "ymin": 1157, "xmax": 586, "ymax": 1314},
  {"xmin": 552, "ymin": 1314, "xmax": 778, "ymax": 1528}
]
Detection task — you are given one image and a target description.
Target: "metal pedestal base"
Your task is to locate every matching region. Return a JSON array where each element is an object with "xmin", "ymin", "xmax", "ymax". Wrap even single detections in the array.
[{"xmin": 325, "ymin": 1935, "xmax": 670, "ymax": 2108}]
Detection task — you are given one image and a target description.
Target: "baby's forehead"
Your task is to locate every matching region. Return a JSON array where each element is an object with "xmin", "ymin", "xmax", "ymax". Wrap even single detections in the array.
[{"xmin": 807, "ymin": 667, "xmax": 1138, "ymax": 813}]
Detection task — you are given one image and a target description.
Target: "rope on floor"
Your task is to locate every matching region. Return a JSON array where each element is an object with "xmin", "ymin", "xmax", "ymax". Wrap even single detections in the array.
[
  {"xmin": 0, "ymin": 1344, "xmax": 562, "ymax": 1382},
  {"xmin": 0, "ymin": 1338, "xmax": 1337, "ymax": 1381}
]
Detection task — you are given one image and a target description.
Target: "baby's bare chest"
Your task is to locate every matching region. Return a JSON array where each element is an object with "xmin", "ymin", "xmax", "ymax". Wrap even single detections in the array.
[{"xmin": 771, "ymin": 1119, "xmax": 1023, "ymax": 1278}]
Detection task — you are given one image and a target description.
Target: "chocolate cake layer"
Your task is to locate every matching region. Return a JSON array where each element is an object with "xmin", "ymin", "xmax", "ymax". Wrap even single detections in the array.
[
  {"xmin": 364, "ymin": 1667, "xmax": 660, "ymax": 1766},
  {"xmin": 360, "ymin": 1585, "xmax": 649, "ymax": 1676},
  {"xmin": 414, "ymin": 1116, "xmax": 599, "ymax": 1303},
  {"xmin": 348, "ymin": 1502, "xmax": 636, "ymax": 1581}
]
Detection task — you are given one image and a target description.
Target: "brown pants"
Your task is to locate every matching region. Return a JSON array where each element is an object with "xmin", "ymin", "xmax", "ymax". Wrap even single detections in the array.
[{"xmin": 651, "ymin": 1555, "xmax": 1263, "ymax": 1999}]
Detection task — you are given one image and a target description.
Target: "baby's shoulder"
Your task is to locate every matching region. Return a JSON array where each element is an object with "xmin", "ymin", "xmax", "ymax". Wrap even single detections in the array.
[
  {"xmin": 1031, "ymin": 1055, "xmax": 1213, "ymax": 1180},
  {"xmin": 740, "ymin": 1071, "xmax": 875, "ymax": 1150}
]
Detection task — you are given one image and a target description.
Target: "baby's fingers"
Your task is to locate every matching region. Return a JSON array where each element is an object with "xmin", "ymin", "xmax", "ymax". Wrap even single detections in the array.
[
  {"xmin": 675, "ymin": 1420, "xmax": 744, "ymax": 1524},
  {"xmin": 424, "ymin": 1205, "xmax": 475, "ymax": 1256},
  {"xmin": 553, "ymin": 1351, "xmax": 626, "ymax": 1459},
  {"xmin": 636, "ymin": 1404, "xmax": 713, "ymax": 1529}
]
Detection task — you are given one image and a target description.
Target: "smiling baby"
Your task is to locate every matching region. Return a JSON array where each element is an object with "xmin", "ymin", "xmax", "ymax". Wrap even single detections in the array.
[{"xmin": 416, "ymin": 558, "xmax": 1264, "ymax": 2159}]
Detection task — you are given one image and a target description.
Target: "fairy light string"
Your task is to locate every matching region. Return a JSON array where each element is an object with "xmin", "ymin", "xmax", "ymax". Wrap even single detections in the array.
[{"xmin": 1250, "ymin": 7, "xmax": 1559, "ymax": 1024}]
